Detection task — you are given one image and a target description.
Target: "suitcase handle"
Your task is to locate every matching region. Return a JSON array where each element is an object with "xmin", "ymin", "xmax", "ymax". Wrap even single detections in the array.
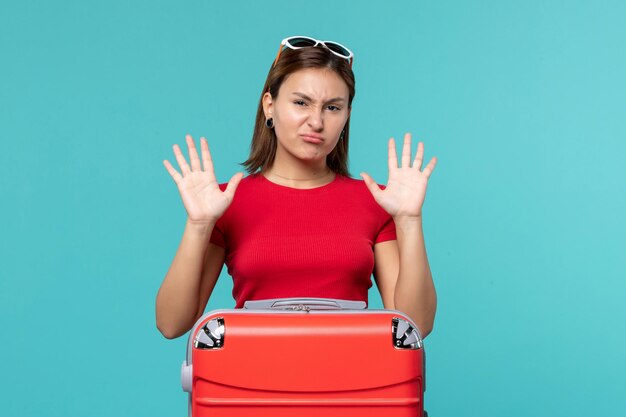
[{"xmin": 243, "ymin": 297, "xmax": 367, "ymax": 310}]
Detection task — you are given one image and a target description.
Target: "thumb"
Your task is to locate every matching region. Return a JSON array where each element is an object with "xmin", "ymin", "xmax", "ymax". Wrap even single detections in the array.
[
  {"xmin": 223, "ymin": 172, "xmax": 244, "ymax": 200},
  {"xmin": 360, "ymin": 172, "xmax": 383, "ymax": 203}
]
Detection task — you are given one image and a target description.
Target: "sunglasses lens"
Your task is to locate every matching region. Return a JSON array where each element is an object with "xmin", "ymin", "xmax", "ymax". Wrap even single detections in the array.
[
  {"xmin": 324, "ymin": 42, "xmax": 351, "ymax": 58},
  {"xmin": 287, "ymin": 37, "xmax": 317, "ymax": 48}
]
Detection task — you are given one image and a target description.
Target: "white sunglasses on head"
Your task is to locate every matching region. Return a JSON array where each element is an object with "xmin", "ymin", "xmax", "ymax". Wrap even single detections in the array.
[{"xmin": 273, "ymin": 36, "xmax": 354, "ymax": 68}]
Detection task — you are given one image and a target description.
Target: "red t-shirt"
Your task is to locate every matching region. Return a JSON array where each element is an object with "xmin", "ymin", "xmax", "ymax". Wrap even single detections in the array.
[{"xmin": 210, "ymin": 173, "xmax": 396, "ymax": 308}]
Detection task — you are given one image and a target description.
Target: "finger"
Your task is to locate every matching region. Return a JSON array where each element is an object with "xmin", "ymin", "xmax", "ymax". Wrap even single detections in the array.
[
  {"xmin": 413, "ymin": 141, "xmax": 424, "ymax": 170},
  {"xmin": 186, "ymin": 134, "xmax": 202, "ymax": 172},
  {"xmin": 401, "ymin": 132, "xmax": 412, "ymax": 168},
  {"xmin": 360, "ymin": 172, "xmax": 383, "ymax": 204},
  {"xmin": 422, "ymin": 157, "xmax": 438, "ymax": 179},
  {"xmin": 388, "ymin": 138, "xmax": 397, "ymax": 172},
  {"xmin": 163, "ymin": 160, "xmax": 183, "ymax": 185},
  {"xmin": 200, "ymin": 137, "xmax": 216, "ymax": 176},
  {"xmin": 223, "ymin": 172, "xmax": 244, "ymax": 200},
  {"xmin": 173, "ymin": 143, "xmax": 191, "ymax": 176}
]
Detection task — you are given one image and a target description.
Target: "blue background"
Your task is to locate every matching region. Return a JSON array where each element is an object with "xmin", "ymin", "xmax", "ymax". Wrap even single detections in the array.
[{"xmin": 1, "ymin": 1, "xmax": 625, "ymax": 415}]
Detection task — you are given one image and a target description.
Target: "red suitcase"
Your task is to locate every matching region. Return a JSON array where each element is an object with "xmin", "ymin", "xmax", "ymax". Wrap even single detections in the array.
[{"xmin": 181, "ymin": 297, "xmax": 426, "ymax": 417}]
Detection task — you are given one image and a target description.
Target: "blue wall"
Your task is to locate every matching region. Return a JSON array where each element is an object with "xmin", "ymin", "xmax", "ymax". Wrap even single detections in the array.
[{"xmin": 1, "ymin": 1, "xmax": 625, "ymax": 415}]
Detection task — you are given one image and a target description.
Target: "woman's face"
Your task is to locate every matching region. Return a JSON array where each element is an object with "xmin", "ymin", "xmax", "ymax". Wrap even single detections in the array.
[{"xmin": 263, "ymin": 67, "xmax": 350, "ymax": 167}]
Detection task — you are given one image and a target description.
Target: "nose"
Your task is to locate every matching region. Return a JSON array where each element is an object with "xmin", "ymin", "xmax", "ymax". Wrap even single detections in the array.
[{"xmin": 307, "ymin": 109, "xmax": 323, "ymax": 132}]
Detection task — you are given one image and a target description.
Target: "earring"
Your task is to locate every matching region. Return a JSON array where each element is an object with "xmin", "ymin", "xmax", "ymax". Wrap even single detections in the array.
[
  {"xmin": 265, "ymin": 118, "xmax": 274, "ymax": 128},
  {"xmin": 340, "ymin": 129, "xmax": 345, "ymax": 140}
]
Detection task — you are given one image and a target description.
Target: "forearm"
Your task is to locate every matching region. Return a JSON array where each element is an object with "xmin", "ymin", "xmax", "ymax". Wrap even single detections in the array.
[
  {"xmin": 393, "ymin": 216, "xmax": 437, "ymax": 337},
  {"xmin": 156, "ymin": 219, "xmax": 214, "ymax": 339}
]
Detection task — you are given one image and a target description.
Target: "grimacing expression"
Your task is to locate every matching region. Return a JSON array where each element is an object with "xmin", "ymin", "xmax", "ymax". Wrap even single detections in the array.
[{"xmin": 263, "ymin": 68, "xmax": 351, "ymax": 165}]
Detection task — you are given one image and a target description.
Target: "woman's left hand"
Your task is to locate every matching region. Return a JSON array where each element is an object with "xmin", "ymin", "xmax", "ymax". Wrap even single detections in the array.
[{"xmin": 361, "ymin": 133, "xmax": 437, "ymax": 220}]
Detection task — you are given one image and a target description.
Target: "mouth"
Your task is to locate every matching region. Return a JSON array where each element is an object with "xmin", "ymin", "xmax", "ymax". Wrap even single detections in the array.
[{"xmin": 300, "ymin": 134, "xmax": 324, "ymax": 144}]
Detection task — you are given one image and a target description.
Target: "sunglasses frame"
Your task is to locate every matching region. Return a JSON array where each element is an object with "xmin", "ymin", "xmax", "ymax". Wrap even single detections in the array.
[{"xmin": 272, "ymin": 36, "xmax": 354, "ymax": 68}]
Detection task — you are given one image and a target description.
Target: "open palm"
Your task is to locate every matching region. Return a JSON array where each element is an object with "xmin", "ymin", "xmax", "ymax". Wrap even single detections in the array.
[
  {"xmin": 163, "ymin": 135, "xmax": 243, "ymax": 224},
  {"xmin": 361, "ymin": 133, "xmax": 437, "ymax": 219}
]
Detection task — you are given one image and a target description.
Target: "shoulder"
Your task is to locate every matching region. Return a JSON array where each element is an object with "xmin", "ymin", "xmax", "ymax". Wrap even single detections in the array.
[
  {"xmin": 215, "ymin": 174, "xmax": 263, "ymax": 226},
  {"xmin": 335, "ymin": 175, "xmax": 366, "ymax": 189},
  {"xmin": 217, "ymin": 173, "xmax": 261, "ymax": 192},
  {"xmin": 336, "ymin": 175, "xmax": 385, "ymax": 187},
  {"xmin": 335, "ymin": 175, "xmax": 386, "ymax": 197},
  {"xmin": 333, "ymin": 175, "xmax": 387, "ymax": 211}
]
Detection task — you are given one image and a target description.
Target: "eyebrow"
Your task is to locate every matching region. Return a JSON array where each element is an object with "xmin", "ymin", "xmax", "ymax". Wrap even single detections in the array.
[{"xmin": 292, "ymin": 92, "xmax": 346, "ymax": 104}]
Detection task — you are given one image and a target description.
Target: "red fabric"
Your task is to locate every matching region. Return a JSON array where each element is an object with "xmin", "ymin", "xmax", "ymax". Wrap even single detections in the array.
[{"xmin": 210, "ymin": 173, "xmax": 396, "ymax": 308}]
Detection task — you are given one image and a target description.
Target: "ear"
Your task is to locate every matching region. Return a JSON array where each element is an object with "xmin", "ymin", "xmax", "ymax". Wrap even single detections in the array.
[{"xmin": 262, "ymin": 91, "xmax": 273, "ymax": 118}]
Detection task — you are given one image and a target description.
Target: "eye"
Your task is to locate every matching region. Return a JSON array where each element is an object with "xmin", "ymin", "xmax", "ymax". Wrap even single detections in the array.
[
  {"xmin": 326, "ymin": 105, "xmax": 342, "ymax": 112},
  {"xmin": 293, "ymin": 100, "xmax": 307, "ymax": 106}
]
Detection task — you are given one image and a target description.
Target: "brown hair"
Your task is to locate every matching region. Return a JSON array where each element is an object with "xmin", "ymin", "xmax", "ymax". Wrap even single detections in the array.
[{"xmin": 242, "ymin": 46, "xmax": 356, "ymax": 176}]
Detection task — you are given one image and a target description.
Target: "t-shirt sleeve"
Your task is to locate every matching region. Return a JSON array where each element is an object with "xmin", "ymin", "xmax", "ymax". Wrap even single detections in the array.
[
  {"xmin": 208, "ymin": 182, "xmax": 228, "ymax": 248},
  {"xmin": 209, "ymin": 221, "xmax": 226, "ymax": 248},
  {"xmin": 375, "ymin": 212, "xmax": 397, "ymax": 243}
]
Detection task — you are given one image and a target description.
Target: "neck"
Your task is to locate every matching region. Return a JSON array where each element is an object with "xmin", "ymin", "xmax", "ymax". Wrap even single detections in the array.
[
  {"xmin": 263, "ymin": 166, "xmax": 335, "ymax": 189},
  {"xmin": 265, "ymin": 144, "xmax": 337, "ymax": 188}
]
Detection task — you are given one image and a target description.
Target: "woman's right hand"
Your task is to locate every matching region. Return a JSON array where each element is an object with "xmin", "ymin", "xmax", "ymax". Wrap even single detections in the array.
[{"xmin": 163, "ymin": 134, "xmax": 243, "ymax": 225}]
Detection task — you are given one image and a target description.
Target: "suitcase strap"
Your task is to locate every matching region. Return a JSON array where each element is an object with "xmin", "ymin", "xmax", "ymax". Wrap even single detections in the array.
[{"xmin": 243, "ymin": 297, "xmax": 366, "ymax": 311}]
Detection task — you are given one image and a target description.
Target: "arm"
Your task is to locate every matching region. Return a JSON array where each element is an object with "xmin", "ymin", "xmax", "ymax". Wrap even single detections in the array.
[
  {"xmin": 156, "ymin": 135, "xmax": 242, "ymax": 339},
  {"xmin": 373, "ymin": 218, "xmax": 436, "ymax": 337},
  {"xmin": 363, "ymin": 133, "xmax": 438, "ymax": 337},
  {"xmin": 155, "ymin": 221, "xmax": 225, "ymax": 339}
]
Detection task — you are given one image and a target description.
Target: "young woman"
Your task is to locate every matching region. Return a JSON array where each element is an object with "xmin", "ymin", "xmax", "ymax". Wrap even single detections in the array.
[{"xmin": 156, "ymin": 36, "xmax": 438, "ymax": 340}]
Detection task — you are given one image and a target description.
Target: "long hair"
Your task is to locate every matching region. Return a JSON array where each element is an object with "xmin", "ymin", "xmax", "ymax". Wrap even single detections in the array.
[{"xmin": 242, "ymin": 46, "xmax": 356, "ymax": 176}]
